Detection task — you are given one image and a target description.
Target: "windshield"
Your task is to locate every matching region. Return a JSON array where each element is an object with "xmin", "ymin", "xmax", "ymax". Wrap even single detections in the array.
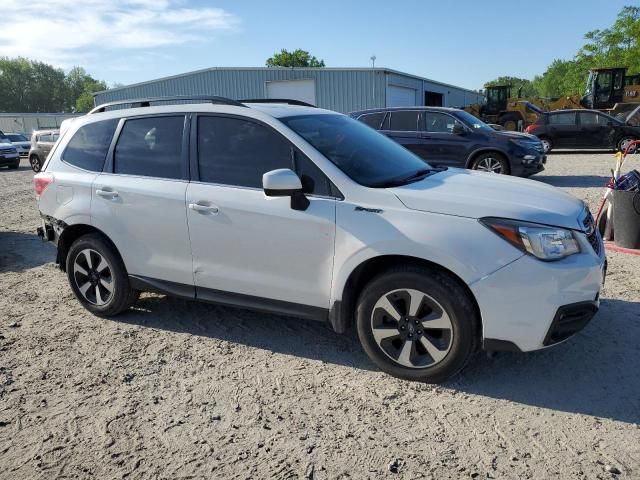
[
  {"xmin": 280, "ymin": 114, "xmax": 433, "ymax": 187},
  {"xmin": 452, "ymin": 110, "xmax": 494, "ymax": 131},
  {"xmin": 7, "ymin": 134, "xmax": 27, "ymax": 142}
]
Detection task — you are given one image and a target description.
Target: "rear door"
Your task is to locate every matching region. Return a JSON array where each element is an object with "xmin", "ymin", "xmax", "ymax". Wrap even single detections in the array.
[
  {"xmin": 416, "ymin": 111, "xmax": 472, "ymax": 167},
  {"xmin": 380, "ymin": 110, "xmax": 422, "ymax": 158},
  {"xmin": 92, "ymin": 114, "xmax": 194, "ymax": 287},
  {"xmin": 547, "ymin": 112, "xmax": 579, "ymax": 148}
]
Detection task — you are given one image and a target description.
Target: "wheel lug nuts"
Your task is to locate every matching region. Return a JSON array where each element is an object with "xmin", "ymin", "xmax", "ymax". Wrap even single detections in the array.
[
  {"xmin": 414, "ymin": 320, "xmax": 419, "ymax": 324},
  {"xmin": 417, "ymin": 330, "xmax": 422, "ymax": 335}
]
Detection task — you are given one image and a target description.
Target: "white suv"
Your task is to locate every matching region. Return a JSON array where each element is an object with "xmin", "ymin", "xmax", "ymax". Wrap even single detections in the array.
[{"xmin": 35, "ymin": 97, "xmax": 606, "ymax": 383}]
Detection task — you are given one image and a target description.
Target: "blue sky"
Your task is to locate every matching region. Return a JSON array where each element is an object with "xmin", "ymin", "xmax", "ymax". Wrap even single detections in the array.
[{"xmin": 1, "ymin": 0, "xmax": 633, "ymax": 90}]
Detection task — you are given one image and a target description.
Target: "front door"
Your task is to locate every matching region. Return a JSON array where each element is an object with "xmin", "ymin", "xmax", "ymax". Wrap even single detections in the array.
[
  {"xmin": 92, "ymin": 115, "xmax": 194, "ymax": 287},
  {"xmin": 186, "ymin": 115, "xmax": 336, "ymax": 314},
  {"xmin": 416, "ymin": 111, "xmax": 471, "ymax": 167},
  {"xmin": 578, "ymin": 111, "xmax": 614, "ymax": 148}
]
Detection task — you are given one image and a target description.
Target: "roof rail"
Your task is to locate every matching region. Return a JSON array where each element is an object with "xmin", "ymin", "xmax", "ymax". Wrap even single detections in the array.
[
  {"xmin": 240, "ymin": 98, "xmax": 317, "ymax": 108},
  {"xmin": 88, "ymin": 95, "xmax": 246, "ymax": 115}
]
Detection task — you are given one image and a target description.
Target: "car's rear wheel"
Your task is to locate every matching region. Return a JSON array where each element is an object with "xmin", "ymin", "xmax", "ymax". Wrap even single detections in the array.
[
  {"xmin": 66, "ymin": 233, "xmax": 138, "ymax": 317},
  {"xmin": 617, "ymin": 136, "xmax": 638, "ymax": 154},
  {"xmin": 471, "ymin": 152, "xmax": 509, "ymax": 174},
  {"xmin": 539, "ymin": 137, "xmax": 553, "ymax": 153},
  {"xmin": 29, "ymin": 155, "xmax": 42, "ymax": 172},
  {"xmin": 356, "ymin": 266, "xmax": 479, "ymax": 383}
]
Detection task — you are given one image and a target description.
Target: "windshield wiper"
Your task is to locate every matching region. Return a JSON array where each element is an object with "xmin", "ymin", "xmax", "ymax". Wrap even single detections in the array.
[{"xmin": 369, "ymin": 167, "xmax": 446, "ymax": 188}]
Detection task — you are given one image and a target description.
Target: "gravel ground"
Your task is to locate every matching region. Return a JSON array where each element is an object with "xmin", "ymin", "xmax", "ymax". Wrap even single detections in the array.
[{"xmin": 1, "ymin": 153, "xmax": 639, "ymax": 479}]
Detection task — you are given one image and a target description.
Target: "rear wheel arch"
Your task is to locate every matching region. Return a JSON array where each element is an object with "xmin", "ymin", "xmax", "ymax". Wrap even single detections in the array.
[
  {"xmin": 330, "ymin": 255, "xmax": 482, "ymax": 337},
  {"xmin": 56, "ymin": 224, "xmax": 123, "ymax": 273}
]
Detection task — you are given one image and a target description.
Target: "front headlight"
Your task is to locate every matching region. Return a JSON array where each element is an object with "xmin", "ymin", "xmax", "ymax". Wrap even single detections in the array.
[{"xmin": 481, "ymin": 218, "xmax": 580, "ymax": 261}]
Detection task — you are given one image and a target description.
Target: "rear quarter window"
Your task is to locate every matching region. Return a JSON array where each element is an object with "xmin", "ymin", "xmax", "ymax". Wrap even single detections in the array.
[
  {"xmin": 62, "ymin": 119, "xmax": 119, "ymax": 172},
  {"xmin": 357, "ymin": 112, "xmax": 386, "ymax": 130}
]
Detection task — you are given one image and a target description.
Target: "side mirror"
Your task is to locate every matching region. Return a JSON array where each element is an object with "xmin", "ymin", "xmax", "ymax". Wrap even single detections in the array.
[
  {"xmin": 452, "ymin": 123, "xmax": 467, "ymax": 135},
  {"xmin": 262, "ymin": 169, "xmax": 309, "ymax": 211}
]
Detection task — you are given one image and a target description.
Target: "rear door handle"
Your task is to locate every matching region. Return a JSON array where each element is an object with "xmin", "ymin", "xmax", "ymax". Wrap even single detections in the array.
[
  {"xmin": 189, "ymin": 203, "xmax": 219, "ymax": 214},
  {"xmin": 96, "ymin": 189, "xmax": 119, "ymax": 199}
]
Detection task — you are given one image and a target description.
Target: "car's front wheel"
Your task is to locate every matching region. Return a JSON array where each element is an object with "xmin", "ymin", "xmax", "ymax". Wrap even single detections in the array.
[
  {"xmin": 471, "ymin": 153, "xmax": 509, "ymax": 174},
  {"xmin": 29, "ymin": 155, "xmax": 42, "ymax": 172},
  {"xmin": 66, "ymin": 233, "xmax": 138, "ymax": 317},
  {"xmin": 617, "ymin": 136, "xmax": 637, "ymax": 154},
  {"xmin": 356, "ymin": 266, "xmax": 479, "ymax": 383},
  {"xmin": 539, "ymin": 137, "xmax": 553, "ymax": 153}
]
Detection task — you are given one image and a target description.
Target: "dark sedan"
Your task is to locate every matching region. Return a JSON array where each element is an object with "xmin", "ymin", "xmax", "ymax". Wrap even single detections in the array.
[
  {"xmin": 350, "ymin": 107, "xmax": 545, "ymax": 176},
  {"xmin": 525, "ymin": 109, "xmax": 640, "ymax": 153}
]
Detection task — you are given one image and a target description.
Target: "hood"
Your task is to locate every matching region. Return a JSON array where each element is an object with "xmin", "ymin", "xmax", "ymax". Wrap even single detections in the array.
[
  {"xmin": 493, "ymin": 130, "xmax": 539, "ymax": 141},
  {"xmin": 391, "ymin": 168, "xmax": 585, "ymax": 230}
]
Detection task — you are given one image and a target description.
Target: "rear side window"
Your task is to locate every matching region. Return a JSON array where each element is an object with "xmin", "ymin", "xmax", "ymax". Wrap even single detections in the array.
[
  {"xmin": 197, "ymin": 116, "xmax": 292, "ymax": 188},
  {"xmin": 62, "ymin": 119, "xmax": 118, "ymax": 171},
  {"xmin": 549, "ymin": 112, "xmax": 577, "ymax": 125},
  {"xmin": 358, "ymin": 112, "xmax": 385, "ymax": 130},
  {"xmin": 580, "ymin": 112, "xmax": 610, "ymax": 126},
  {"xmin": 114, "ymin": 116, "xmax": 184, "ymax": 179},
  {"xmin": 389, "ymin": 110, "xmax": 420, "ymax": 131}
]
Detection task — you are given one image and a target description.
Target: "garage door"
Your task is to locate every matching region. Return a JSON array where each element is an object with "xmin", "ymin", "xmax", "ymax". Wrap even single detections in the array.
[
  {"xmin": 266, "ymin": 79, "xmax": 316, "ymax": 105},
  {"xmin": 388, "ymin": 85, "xmax": 417, "ymax": 107}
]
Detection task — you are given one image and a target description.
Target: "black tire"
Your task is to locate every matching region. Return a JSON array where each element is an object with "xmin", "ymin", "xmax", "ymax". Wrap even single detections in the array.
[
  {"xmin": 498, "ymin": 113, "xmax": 521, "ymax": 131},
  {"xmin": 617, "ymin": 136, "xmax": 638, "ymax": 154},
  {"xmin": 471, "ymin": 152, "xmax": 509, "ymax": 175},
  {"xmin": 30, "ymin": 155, "xmax": 42, "ymax": 172},
  {"xmin": 538, "ymin": 136, "xmax": 553, "ymax": 153},
  {"xmin": 8, "ymin": 161, "xmax": 19, "ymax": 170},
  {"xmin": 356, "ymin": 266, "xmax": 479, "ymax": 383},
  {"xmin": 66, "ymin": 233, "xmax": 138, "ymax": 317}
]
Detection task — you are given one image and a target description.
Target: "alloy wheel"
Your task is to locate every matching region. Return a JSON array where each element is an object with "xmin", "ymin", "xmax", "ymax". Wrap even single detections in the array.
[
  {"xmin": 620, "ymin": 137, "xmax": 637, "ymax": 153},
  {"xmin": 370, "ymin": 288, "xmax": 454, "ymax": 368},
  {"xmin": 73, "ymin": 249, "xmax": 114, "ymax": 306},
  {"xmin": 540, "ymin": 139, "xmax": 551, "ymax": 153},
  {"xmin": 475, "ymin": 157, "xmax": 503, "ymax": 173}
]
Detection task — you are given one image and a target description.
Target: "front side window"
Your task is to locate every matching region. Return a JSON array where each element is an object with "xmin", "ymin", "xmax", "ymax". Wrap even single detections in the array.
[
  {"xmin": 424, "ymin": 112, "xmax": 463, "ymax": 133},
  {"xmin": 358, "ymin": 112, "xmax": 385, "ymax": 130},
  {"xmin": 281, "ymin": 114, "xmax": 431, "ymax": 187},
  {"xmin": 114, "ymin": 116, "xmax": 184, "ymax": 179},
  {"xmin": 549, "ymin": 112, "xmax": 577, "ymax": 125},
  {"xmin": 62, "ymin": 119, "xmax": 118, "ymax": 171},
  {"xmin": 198, "ymin": 116, "xmax": 292, "ymax": 188},
  {"xmin": 388, "ymin": 110, "xmax": 420, "ymax": 131}
]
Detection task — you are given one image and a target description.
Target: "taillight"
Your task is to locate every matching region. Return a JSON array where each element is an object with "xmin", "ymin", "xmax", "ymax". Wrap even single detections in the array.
[
  {"xmin": 525, "ymin": 124, "xmax": 539, "ymax": 133},
  {"xmin": 34, "ymin": 173, "xmax": 54, "ymax": 200}
]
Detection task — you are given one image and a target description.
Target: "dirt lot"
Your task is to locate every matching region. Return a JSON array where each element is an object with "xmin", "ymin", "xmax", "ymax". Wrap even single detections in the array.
[{"xmin": 1, "ymin": 153, "xmax": 639, "ymax": 479}]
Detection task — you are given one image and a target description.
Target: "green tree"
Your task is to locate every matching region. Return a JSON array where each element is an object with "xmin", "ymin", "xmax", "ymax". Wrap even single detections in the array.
[
  {"xmin": 0, "ymin": 57, "xmax": 66, "ymax": 112},
  {"xmin": 484, "ymin": 76, "xmax": 536, "ymax": 98},
  {"xmin": 75, "ymin": 81, "xmax": 107, "ymax": 112},
  {"xmin": 266, "ymin": 49, "xmax": 325, "ymax": 67}
]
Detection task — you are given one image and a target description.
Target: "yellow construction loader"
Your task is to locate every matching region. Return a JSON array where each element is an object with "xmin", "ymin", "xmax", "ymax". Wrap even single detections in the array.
[{"xmin": 466, "ymin": 67, "xmax": 640, "ymax": 130}]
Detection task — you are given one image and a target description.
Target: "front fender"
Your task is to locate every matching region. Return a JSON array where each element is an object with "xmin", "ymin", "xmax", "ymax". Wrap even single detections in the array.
[{"xmin": 331, "ymin": 202, "xmax": 523, "ymax": 306}]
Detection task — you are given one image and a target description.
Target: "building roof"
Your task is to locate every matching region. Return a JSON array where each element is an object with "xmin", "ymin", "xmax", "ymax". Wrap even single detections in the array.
[{"xmin": 94, "ymin": 66, "xmax": 481, "ymax": 97}]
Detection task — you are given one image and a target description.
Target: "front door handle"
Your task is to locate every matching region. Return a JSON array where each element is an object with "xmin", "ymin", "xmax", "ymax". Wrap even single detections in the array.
[
  {"xmin": 189, "ymin": 203, "xmax": 219, "ymax": 214},
  {"xmin": 96, "ymin": 189, "xmax": 119, "ymax": 199}
]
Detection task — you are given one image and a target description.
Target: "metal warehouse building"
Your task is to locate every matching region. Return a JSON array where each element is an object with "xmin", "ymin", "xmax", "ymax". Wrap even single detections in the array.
[{"xmin": 93, "ymin": 67, "xmax": 483, "ymax": 113}]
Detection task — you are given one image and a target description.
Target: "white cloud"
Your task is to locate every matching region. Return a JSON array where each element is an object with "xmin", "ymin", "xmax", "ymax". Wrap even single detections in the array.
[{"xmin": 0, "ymin": 0, "xmax": 239, "ymax": 68}]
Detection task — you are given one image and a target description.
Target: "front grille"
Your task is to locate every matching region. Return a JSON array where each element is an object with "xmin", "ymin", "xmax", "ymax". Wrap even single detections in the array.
[{"xmin": 582, "ymin": 210, "xmax": 602, "ymax": 255}]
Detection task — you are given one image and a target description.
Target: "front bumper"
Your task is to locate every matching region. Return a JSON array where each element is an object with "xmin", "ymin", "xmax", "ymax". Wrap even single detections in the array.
[
  {"xmin": 511, "ymin": 150, "xmax": 546, "ymax": 176},
  {"xmin": 471, "ymin": 232, "xmax": 605, "ymax": 352},
  {"xmin": 0, "ymin": 154, "xmax": 19, "ymax": 166}
]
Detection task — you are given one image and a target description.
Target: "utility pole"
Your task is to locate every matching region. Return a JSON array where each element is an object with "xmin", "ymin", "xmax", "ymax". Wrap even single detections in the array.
[{"xmin": 371, "ymin": 55, "xmax": 376, "ymax": 104}]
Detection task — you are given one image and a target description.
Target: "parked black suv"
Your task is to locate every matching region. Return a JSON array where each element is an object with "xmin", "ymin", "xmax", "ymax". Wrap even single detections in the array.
[
  {"xmin": 525, "ymin": 109, "xmax": 640, "ymax": 153},
  {"xmin": 350, "ymin": 107, "xmax": 545, "ymax": 176}
]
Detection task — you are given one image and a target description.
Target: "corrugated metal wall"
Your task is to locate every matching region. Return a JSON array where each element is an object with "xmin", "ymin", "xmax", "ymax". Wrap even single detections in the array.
[
  {"xmin": 94, "ymin": 68, "xmax": 388, "ymax": 114},
  {"xmin": 0, "ymin": 114, "xmax": 81, "ymax": 135},
  {"xmin": 385, "ymin": 72, "xmax": 483, "ymax": 108}
]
